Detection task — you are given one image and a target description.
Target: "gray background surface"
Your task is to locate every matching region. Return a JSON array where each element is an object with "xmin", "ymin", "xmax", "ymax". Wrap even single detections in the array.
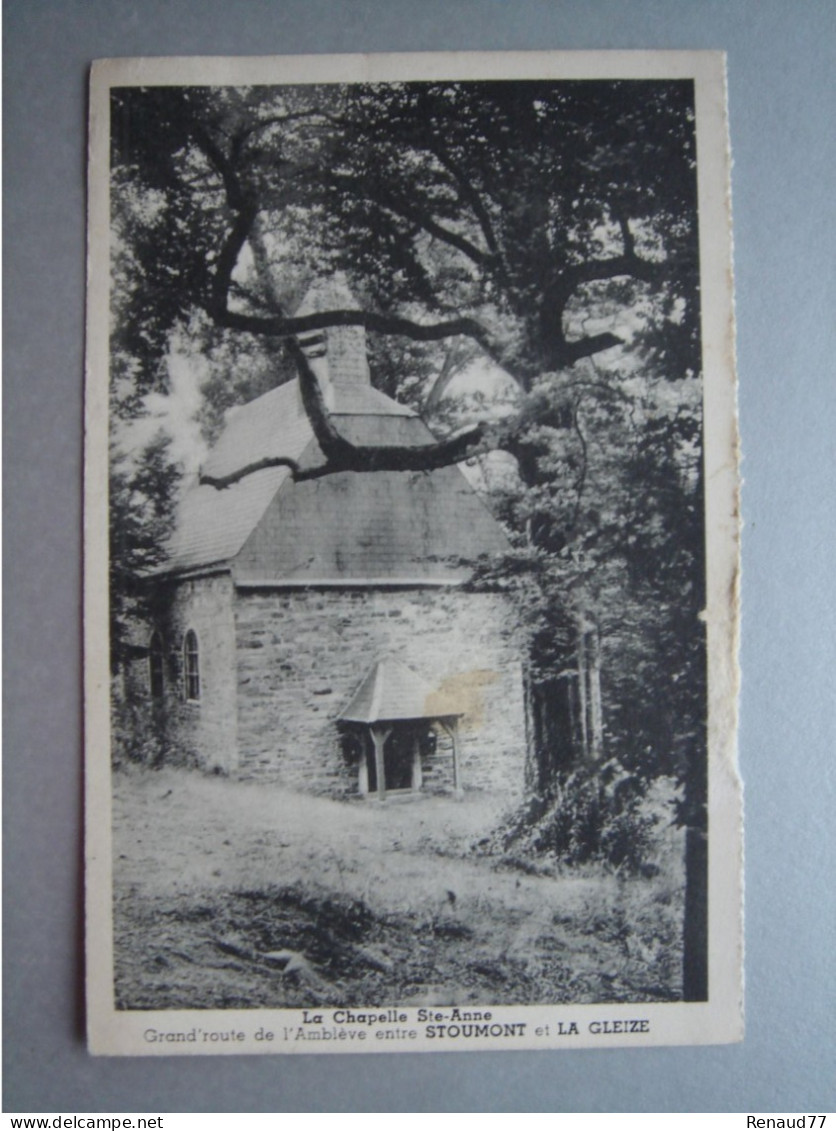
[{"xmin": 4, "ymin": 0, "xmax": 835, "ymax": 1113}]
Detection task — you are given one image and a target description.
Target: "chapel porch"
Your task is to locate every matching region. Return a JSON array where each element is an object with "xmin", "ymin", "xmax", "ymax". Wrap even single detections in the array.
[{"xmin": 339, "ymin": 656, "xmax": 464, "ymax": 802}]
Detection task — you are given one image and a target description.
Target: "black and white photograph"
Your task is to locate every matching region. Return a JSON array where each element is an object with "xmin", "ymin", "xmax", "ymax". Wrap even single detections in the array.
[{"xmin": 85, "ymin": 50, "xmax": 741, "ymax": 1055}]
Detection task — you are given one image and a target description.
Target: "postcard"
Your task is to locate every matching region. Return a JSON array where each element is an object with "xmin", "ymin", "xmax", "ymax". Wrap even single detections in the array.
[{"xmin": 85, "ymin": 49, "xmax": 741, "ymax": 1055}]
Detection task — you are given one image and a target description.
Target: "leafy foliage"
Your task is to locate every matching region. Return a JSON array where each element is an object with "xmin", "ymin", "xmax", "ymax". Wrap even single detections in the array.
[
  {"xmin": 468, "ymin": 357, "xmax": 705, "ymax": 794},
  {"xmin": 109, "ymin": 79, "xmax": 699, "ymax": 394},
  {"xmin": 494, "ymin": 761, "xmax": 683, "ymax": 875},
  {"xmin": 109, "ymin": 431, "xmax": 181, "ymax": 672}
]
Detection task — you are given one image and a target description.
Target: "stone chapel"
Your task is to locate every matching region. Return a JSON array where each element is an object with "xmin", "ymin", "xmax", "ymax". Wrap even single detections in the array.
[{"xmin": 140, "ymin": 279, "xmax": 530, "ymax": 801}]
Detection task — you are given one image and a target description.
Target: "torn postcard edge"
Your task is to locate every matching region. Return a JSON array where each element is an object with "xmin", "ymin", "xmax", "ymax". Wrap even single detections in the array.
[{"xmin": 85, "ymin": 50, "xmax": 742, "ymax": 1056}]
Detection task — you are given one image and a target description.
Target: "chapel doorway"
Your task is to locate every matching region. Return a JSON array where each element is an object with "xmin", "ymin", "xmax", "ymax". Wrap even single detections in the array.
[{"xmin": 366, "ymin": 728, "xmax": 419, "ymax": 794}]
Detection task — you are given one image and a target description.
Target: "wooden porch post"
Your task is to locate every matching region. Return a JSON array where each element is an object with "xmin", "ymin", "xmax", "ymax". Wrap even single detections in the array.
[
  {"xmin": 357, "ymin": 729, "xmax": 370, "ymax": 796},
  {"xmin": 370, "ymin": 723, "xmax": 391, "ymax": 802},
  {"xmin": 411, "ymin": 732, "xmax": 423, "ymax": 792},
  {"xmin": 440, "ymin": 718, "xmax": 463, "ymax": 794},
  {"xmin": 450, "ymin": 719, "xmax": 463, "ymax": 791}
]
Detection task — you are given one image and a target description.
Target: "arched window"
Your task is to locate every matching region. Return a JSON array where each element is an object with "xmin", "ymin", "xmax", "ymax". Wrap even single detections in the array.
[
  {"xmin": 183, "ymin": 629, "xmax": 200, "ymax": 702},
  {"xmin": 149, "ymin": 632, "xmax": 164, "ymax": 699}
]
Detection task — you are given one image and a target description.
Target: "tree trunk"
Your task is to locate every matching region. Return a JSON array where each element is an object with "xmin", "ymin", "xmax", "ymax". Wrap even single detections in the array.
[
  {"xmin": 682, "ymin": 821, "xmax": 708, "ymax": 1000},
  {"xmin": 588, "ymin": 624, "xmax": 604, "ymax": 761},
  {"xmin": 576, "ymin": 628, "xmax": 590, "ymax": 760}
]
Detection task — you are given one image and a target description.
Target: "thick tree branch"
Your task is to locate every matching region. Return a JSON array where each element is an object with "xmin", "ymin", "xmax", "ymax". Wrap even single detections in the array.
[
  {"xmin": 539, "ymin": 277, "xmax": 626, "ymax": 368},
  {"xmin": 201, "ymin": 338, "xmax": 534, "ymax": 490},
  {"xmin": 193, "ymin": 107, "xmax": 627, "ymax": 384},
  {"xmin": 189, "ymin": 106, "xmax": 642, "ymax": 490},
  {"xmin": 196, "ymin": 141, "xmax": 517, "ymax": 389},
  {"xmin": 292, "ymin": 335, "xmax": 512, "ymax": 474},
  {"xmin": 424, "ymin": 341, "xmax": 472, "ymax": 413},
  {"xmin": 188, "ymin": 117, "xmax": 265, "ymax": 326},
  {"xmin": 209, "ymin": 301, "xmax": 496, "ymax": 352},
  {"xmin": 561, "ymin": 332, "xmax": 624, "ymax": 365},
  {"xmin": 208, "ymin": 201, "xmax": 259, "ymax": 321},
  {"xmin": 199, "ymin": 410, "xmax": 525, "ymax": 488},
  {"xmin": 194, "ymin": 145, "xmax": 500, "ymax": 358},
  {"xmin": 537, "ymin": 228, "xmax": 663, "ymax": 369},
  {"xmin": 569, "ymin": 251, "xmax": 663, "ymax": 289},
  {"xmin": 200, "ymin": 455, "xmax": 302, "ymax": 489},
  {"xmin": 194, "ymin": 150, "xmax": 514, "ymax": 467},
  {"xmin": 431, "ymin": 147, "xmax": 501, "ymax": 257},
  {"xmin": 190, "ymin": 120, "xmax": 249, "ymax": 212},
  {"xmin": 194, "ymin": 123, "xmax": 490, "ymax": 440},
  {"xmin": 190, "ymin": 130, "xmax": 498, "ymax": 355},
  {"xmin": 614, "ymin": 211, "xmax": 636, "ymax": 258},
  {"xmin": 238, "ymin": 109, "xmax": 334, "ymax": 146},
  {"xmin": 379, "ymin": 193, "xmax": 492, "ymax": 266},
  {"xmin": 332, "ymin": 172, "xmax": 493, "ymax": 268}
]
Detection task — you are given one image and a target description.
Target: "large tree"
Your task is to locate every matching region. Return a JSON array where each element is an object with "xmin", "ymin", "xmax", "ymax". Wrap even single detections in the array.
[
  {"xmin": 110, "ymin": 78, "xmax": 707, "ymax": 998},
  {"xmin": 110, "ymin": 79, "xmax": 699, "ymax": 432}
]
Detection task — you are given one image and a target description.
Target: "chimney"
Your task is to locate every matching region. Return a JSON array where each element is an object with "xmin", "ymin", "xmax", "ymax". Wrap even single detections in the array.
[{"xmin": 294, "ymin": 274, "xmax": 371, "ymax": 406}]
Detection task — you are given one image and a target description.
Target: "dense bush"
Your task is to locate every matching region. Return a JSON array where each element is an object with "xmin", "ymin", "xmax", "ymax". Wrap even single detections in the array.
[
  {"xmin": 496, "ymin": 760, "xmax": 682, "ymax": 875},
  {"xmin": 110, "ymin": 692, "xmax": 166, "ymax": 768}
]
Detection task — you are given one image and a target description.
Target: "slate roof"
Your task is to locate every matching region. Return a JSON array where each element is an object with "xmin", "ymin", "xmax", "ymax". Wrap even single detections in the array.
[
  {"xmin": 339, "ymin": 657, "xmax": 464, "ymax": 723},
  {"xmin": 158, "ymin": 376, "xmax": 511, "ymax": 583},
  {"xmin": 157, "ymin": 278, "xmax": 511, "ymax": 583},
  {"xmin": 201, "ymin": 379, "xmax": 412, "ymax": 484},
  {"xmin": 157, "ymin": 380, "xmax": 415, "ymax": 575}
]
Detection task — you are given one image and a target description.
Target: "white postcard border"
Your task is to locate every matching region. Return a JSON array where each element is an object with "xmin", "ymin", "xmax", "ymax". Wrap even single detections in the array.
[{"xmin": 85, "ymin": 49, "xmax": 742, "ymax": 1056}]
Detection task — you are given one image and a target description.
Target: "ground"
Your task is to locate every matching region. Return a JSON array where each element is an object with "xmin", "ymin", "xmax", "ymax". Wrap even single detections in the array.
[{"xmin": 112, "ymin": 765, "xmax": 684, "ymax": 1010}]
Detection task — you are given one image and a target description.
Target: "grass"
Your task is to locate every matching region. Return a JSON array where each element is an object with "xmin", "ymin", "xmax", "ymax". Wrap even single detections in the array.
[{"xmin": 112, "ymin": 765, "xmax": 685, "ymax": 1010}]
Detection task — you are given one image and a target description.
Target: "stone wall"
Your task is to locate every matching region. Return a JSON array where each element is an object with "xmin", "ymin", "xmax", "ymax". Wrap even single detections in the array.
[
  {"xmin": 233, "ymin": 586, "xmax": 530, "ymax": 800},
  {"xmin": 152, "ymin": 573, "xmax": 239, "ymax": 773}
]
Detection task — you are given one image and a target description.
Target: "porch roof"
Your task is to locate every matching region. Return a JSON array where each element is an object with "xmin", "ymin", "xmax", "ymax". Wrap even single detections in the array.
[{"xmin": 339, "ymin": 657, "xmax": 464, "ymax": 724}]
